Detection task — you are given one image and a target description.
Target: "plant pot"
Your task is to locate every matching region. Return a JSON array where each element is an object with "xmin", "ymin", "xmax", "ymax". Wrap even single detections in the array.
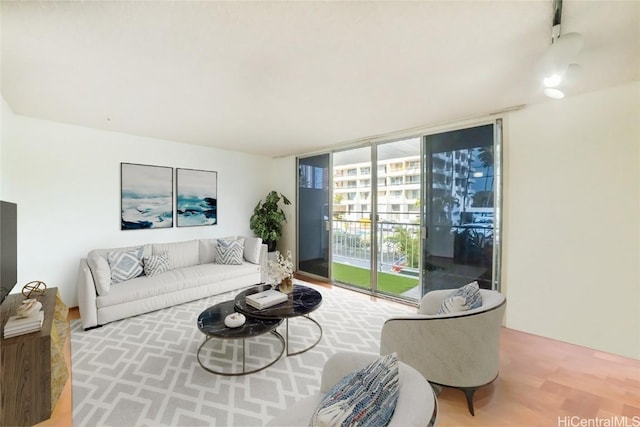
[{"xmin": 266, "ymin": 240, "xmax": 277, "ymax": 252}]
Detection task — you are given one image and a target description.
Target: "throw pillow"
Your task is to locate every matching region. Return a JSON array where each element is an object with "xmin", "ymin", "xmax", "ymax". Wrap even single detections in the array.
[
  {"xmin": 243, "ymin": 237, "xmax": 262, "ymax": 264},
  {"xmin": 438, "ymin": 281, "xmax": 483, "ymax": 314},
  {"xmin": 310, "ymin": 353, "xmax": 400, "ymax": 427},
  {"xmin": 143, "ymin": 252, "xmax": 170, "ymax": 277},
  {"xmin": 87, "ymin": 252, "xmax": 112, "ymax": 296},
  {"xmin": 215, "ymin": 239, "xmax": 244, "ymax": 265},
  {"xmin": 108, "ymin": 247, "xmax": 144, "ymax": 284}
]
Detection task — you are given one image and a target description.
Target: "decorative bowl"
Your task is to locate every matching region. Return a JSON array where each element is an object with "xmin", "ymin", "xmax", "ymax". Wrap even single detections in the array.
[{"xmin": 224, "ymin": 312, "xmax": 246, "ymax": 328}]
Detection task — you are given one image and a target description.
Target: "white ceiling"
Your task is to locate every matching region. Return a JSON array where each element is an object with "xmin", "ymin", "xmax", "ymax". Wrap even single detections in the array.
[{"xmin": 1, "ymin": 1, "xmax": 638, "ymax": 158}]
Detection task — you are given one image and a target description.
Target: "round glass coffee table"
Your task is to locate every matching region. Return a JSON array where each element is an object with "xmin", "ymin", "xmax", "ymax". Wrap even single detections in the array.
[
  {"xmin": 196, "ymin": 300, "xmax": 284, "ymax": 376},
  {"xmin": 234, "ymin": 283, "xmax": 323, "ymax": 356}
]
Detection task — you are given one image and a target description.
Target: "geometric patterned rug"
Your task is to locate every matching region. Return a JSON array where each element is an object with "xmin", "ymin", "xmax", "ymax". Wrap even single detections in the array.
[{"xmin": 71, "ymin": 279, "xmax": 414, "ymax": 427}]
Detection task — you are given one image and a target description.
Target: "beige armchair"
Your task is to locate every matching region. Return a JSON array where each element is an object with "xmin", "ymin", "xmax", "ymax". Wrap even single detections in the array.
[{"xmin": 380, "ymin": 289, "xmax": 506, "ymax": 415}]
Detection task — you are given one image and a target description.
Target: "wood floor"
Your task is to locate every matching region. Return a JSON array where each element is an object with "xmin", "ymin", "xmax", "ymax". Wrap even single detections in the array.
[{"xmin": 42, "ymin": 283, "xmax": 640, "ymax": 427}]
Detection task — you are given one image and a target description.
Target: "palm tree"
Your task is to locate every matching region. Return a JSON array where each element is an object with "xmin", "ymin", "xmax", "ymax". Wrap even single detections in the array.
[
  {"xmin": 470, "ymin": 146, "xmax": 494, "ymax": 208},
  {"xmin": 478, "ymin": 146, "xmax": 494, "ymax": 194}
]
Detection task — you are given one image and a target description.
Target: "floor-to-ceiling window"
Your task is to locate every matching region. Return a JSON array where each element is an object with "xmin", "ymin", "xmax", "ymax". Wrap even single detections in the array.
[{"xmin": 297, "ymin": 120, "xmax": 502, "ymax": 302}]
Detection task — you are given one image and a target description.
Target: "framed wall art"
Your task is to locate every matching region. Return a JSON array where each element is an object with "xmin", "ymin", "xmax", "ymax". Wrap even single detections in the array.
[
  {"xmin": 120, "ymin": 163, "xmax": 173, "ymax": 230},
  {"xmin": 176, "ymin": 168, "xmax": 217, "ymax": 227}
]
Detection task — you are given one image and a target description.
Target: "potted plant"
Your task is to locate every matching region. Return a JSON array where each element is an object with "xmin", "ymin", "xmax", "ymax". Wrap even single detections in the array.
[{"xmin": 249, "ymin": 191, "xmax": 291, "ymax": 252}]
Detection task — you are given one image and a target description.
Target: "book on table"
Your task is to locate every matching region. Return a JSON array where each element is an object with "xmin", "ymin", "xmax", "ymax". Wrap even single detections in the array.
[
  {"xmin": 245, "ymin": 289, "xmax": 288, "ymax": 310},
  {"xmin": 3, "ymin": 311, "xmax": 44, "ymax": 338}
]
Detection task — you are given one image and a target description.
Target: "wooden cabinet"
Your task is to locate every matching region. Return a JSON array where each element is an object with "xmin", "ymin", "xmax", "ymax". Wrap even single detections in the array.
[{"xmin": 0, "ymin": 288, "xmax": 68, "ymax": 426}]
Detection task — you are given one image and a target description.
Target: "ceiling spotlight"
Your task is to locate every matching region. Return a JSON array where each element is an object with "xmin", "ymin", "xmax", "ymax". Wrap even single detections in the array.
[
  {"xmin": 539, "ymin": 32, "xmax": 583, "ymax": 87},
  {"xmin": 544, "ymin": 88, "xmax": 565, "ymax": 99},
  {"xmin": 543, "ymin": 73, "xmax": 563, "ymax": 88},
  {"xmin": 542, "ymin": 32, "xmax": 584, "ymax": 70}
]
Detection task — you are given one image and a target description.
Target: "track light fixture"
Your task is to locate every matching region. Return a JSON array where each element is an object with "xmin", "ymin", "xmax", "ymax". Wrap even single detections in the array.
[{"xmin": 538, "ymin": 0, "xmax": 583, "ymax": 99}]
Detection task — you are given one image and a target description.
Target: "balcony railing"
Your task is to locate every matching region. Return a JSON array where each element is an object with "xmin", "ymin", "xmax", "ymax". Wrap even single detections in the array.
[
  {"xmin": 332, "ymin": 215, "xmax": 494, "ymax": 275},
  {"xmin": 332, "ymin": 218, "xmax": 420, "ymax": 272}
]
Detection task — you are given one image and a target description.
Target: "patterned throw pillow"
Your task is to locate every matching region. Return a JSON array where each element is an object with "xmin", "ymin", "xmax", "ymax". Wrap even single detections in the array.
[
  {"xmin": 310, "ymin": 353, "xmax": 400, "ymax": 427},
  {"xmin": 215, "ymin": 239, "xmax": 244, "ymax": 265},
  {"xmin": 438, "ymin": 281, "xmax": 483, "ymax": 314},
  {"xmin": 143, "ymin": 252, "xmax": 170, "ymax": 277},
  {"xmin": 108, "ymin": 247, "xmax": 144, "ymax": 284}
]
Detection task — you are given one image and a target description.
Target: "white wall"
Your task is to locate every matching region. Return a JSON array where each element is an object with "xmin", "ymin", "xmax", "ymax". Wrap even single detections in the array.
[
  {"xmin": 502, "ymin": 82, "xmax": 640, "ymax": 359},
  {"xmin": 1, "ymin": 103, "xmax": 273, "ymax": 306},
  {"xmin": 0, "ymin": 98, "xmax": 15, "ymax": 187},
  {"xmin": 267, "ymin": 156, "xmax": 297, "ymax": 256}
]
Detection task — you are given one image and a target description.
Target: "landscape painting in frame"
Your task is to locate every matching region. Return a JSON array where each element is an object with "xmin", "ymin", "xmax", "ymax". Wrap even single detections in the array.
[
  {"xmin": 120, "ymin": 163, "xmax": 173, "ymax": 230},
  {"xmin": 176, "ymin": 168, "xmax": 217, "ymax": 227}
]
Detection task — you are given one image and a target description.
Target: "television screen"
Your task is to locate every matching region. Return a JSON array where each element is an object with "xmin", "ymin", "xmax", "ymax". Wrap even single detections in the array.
[{"xmin": 0, "ymin": 201, "xmax": 18, "ymax": 305}]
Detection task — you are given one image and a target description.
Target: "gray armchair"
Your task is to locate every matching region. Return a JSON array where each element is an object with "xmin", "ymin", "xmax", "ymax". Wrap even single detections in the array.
[{"xmin": 380, "ymin": 289, "xmax": 506, "ymax": 415}]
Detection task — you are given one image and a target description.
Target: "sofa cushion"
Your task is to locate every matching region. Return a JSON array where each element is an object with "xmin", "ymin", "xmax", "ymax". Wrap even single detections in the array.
[
  {"xmin": 144, "ymin": 252, "xmax": 170, "ymax": 277},
  {"xmin": 96, "ymin": 261, "xmax": 260, "ymax": 308},
  {"xmin": 108, "ymin": 247, "xmax": 145, "ymax": 284},
  {"xmin": 199, "ymin": 239, "xmax": 218, "ymax": 264},
  {"xmin": 243, "ymin": 237, "xmax": 262, "ymax": 264},
  {"xmin": 97, "ymin": 269, "xmax": 182, "ymax": 308},
  {"xmin": 438, "ymin": 281, "xmax": 483, "ymax": 314},
  {"xmin": 152, "ymin": 240, "xmax": 199, "ymax": 269},
  {"xmin": 215, "ymin": 239, "xmax": 244, "ymax": 265},
  {"xmin": 183, "ymin": 262, "xmax": 260, "ymax": 286},
  {"xmin": 310, "ymin": 353, "xmax": 400, "ymax": 427}
]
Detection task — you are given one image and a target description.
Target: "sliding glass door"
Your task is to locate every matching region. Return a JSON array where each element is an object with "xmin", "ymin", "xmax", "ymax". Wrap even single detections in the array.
[
  {"xmin": 329, "ymin": 138, "xmax": 422, "ymax": 299},
  {"xmin": 422, "ymin": 122, "xmax": 501, "ymax": 293},
  {"xmin": 297, "ymin": 154, "xmax": 330, "ymax": 279},
  {"xmin": 331, "ymin": 147, "xmax": 373, "ymax": 290},
  {"xmin": 375, "ymin": 138, "xmax": 422, "ymax": 299}
]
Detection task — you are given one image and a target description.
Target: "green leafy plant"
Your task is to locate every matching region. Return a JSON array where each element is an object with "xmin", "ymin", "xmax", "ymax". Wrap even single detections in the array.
[
  {"xmin": 387, "ymin": 227, "xmax": 420, "ymax": 268},
  {"xmin": 249, "ymin": 191, "xmax": 291, "ymax": 251}
]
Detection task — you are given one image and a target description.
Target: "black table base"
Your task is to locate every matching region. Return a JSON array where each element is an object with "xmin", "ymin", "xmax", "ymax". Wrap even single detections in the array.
[
  {"xmin": 197, "ymin": 299, "xmax": 285, "ymax": 376},
  {"xmin": 196, "ymin": 331, "xmax": 285, "ymax": 376},
  {"xmin": 284, "ymin": 315, "xmax": 323, "ymax": 356}
]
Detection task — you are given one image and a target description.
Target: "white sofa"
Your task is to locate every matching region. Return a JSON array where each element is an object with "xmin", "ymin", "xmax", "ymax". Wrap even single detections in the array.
[{"xmin": 77, "ymin": 237, "xmax": 267, "ymax": 330}]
